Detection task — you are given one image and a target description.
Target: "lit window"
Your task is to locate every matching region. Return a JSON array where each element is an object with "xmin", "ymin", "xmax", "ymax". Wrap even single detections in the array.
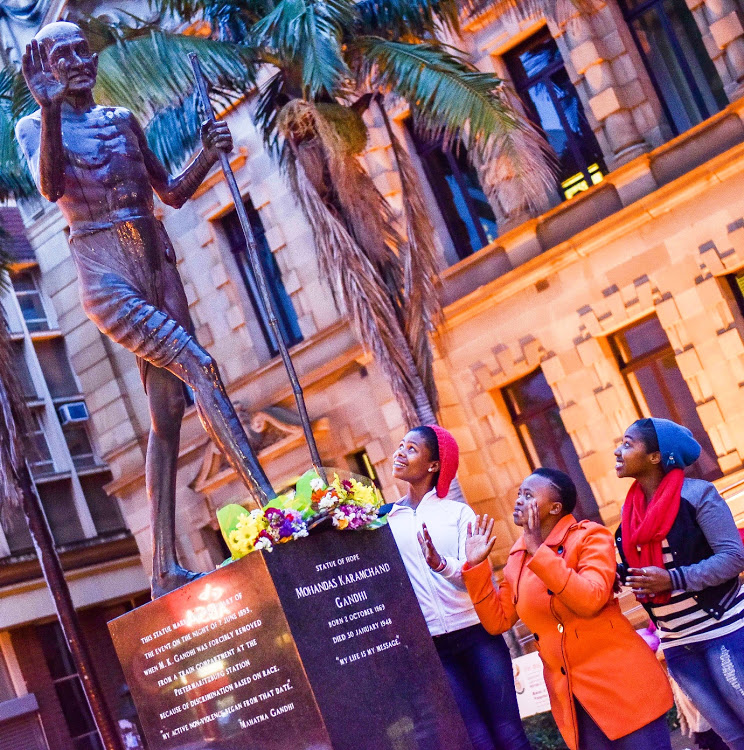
[
  {"xmin": 561, "ymin": 163, "xmax": 604, "ymax": 200},
  {"xmin": 505, "ymin": 30, "xmax": 606, "ymax": 201}
]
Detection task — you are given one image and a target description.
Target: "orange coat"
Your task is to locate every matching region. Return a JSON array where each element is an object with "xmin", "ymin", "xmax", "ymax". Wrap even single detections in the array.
[{"xmin": 463, "ymin": 515, "xmax": 672, "ymax": 750}]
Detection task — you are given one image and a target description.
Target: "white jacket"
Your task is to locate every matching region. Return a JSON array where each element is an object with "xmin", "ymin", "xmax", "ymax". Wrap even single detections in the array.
[{"xmin": 387, "ymin": 489, "xmax": 481, "ymax": 636}]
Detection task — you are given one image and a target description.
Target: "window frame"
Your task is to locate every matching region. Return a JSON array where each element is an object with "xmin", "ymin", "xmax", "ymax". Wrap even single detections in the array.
[
  {"xmin": 407, "ymin": 123, "xmax": 498, "ymax": 261},
  {"xmin": 502, "ymin": 369, "xmax": 601, "ymax": 522},
  {"xmin": 37, "ymin": 621, "xmax": 103, "ymax": 750},
  {"xmin": 617, "ymin": 0, "xmax": 727, "ymax": 137},
  {"xmin": 11, "ymin": 270, "xmax": 51, "ymax": 333},
  {"xmin": 609, "ymin": 315, "xmax": 724, "ymax": 480},
  {"xmin": 220, "ymin": 198, "xmax": 303, "ymax": 357}
]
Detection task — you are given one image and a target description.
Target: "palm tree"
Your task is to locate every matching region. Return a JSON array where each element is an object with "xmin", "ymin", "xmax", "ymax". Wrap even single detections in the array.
[{"xmin": 0, "ymin": 1, "xmax": 554, "ymax": 493}]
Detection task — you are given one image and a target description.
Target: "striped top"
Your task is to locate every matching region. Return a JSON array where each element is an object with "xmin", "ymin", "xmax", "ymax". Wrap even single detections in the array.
[{"xmin": 650, "ymin": 540, "xmax": 744, "ymax": 649}]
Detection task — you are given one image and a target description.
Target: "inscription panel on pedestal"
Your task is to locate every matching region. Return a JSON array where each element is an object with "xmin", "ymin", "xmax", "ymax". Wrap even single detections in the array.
[
  {"xmin": 265, "ymin": 525, "xmax": 472, "ymax": 750},
  {"xmin": 109, "ymin": 552, "xmax": 331, "ymax": 750}
]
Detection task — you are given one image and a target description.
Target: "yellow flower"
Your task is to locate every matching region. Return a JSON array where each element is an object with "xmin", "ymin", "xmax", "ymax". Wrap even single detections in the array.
[
  {"xmin": 349, "ymin": 478, "xmax": 379, "ymax": 508},
  {"xmin": 227, "ymin": 511, "xmax": 268, "ymax": 559}
]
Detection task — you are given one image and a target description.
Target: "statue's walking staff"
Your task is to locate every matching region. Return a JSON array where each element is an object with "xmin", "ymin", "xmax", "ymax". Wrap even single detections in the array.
[{"xmin": 189, "ymin": 53, "xmax": 324, "ymax": 477}]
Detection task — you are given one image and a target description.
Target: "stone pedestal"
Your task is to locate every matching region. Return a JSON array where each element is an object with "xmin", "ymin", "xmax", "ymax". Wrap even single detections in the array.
[{"xmin": 109, "ymin": 525, "xmax": 472, "ymax": 750}]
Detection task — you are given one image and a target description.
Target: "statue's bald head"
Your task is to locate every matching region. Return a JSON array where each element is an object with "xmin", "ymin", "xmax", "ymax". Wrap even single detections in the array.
[
  {"xmin": 32, "ymin": 21, "xmax": 97, "ymax": 92},
  {"xmin": 34, "ymin": 21, "xmax": 86, "ymax": 51}
]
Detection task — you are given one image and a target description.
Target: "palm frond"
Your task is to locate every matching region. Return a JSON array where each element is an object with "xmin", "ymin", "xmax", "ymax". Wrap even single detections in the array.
[
  {"xmin": 144, "ymin": 90, "xmax": 204, "ymax": 172},
  {"xmin": 286, "ymin": 145, "xmax": 418, "ymax": 425},
  {"xmin": 354, "ymin": 0, "xmax": 461, "ymax": 39},
  {"xmin": 475, "ymin": 85, "xmax": 555, "ymax": 213},
  {"xmin": 355, "ymin": 38, "xmax": 518, "ymax": 157},
  {"xmin": 94, "ymin": 31, "xmax": 257, "ymax": 122},
  {"xmin": 149, "ymin": 0, "xmax": 275, "ymax": 39},
  {"xmin": 278, "ymin": 100, "xmax": 402, "ymax": 288},
  {"xmin": 254, "ymin": 70, "xmax": 291, "ymax": 153},
  {"xmin": 0, "ymin": 67, "xmax": 36, "ymax": 201},
  {"xmin": 252, "ymin": 0, "xmax": 353, "ymax": 97},
  {"xmin": 75, "ymin": 13, "xmax": 161, "ymax": 53}
]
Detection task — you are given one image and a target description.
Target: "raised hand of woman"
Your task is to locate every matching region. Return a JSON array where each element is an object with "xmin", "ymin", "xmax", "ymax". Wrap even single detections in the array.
[
  {"xmin": 417, "ymin": 523, "xmax": 444, "ymax": 571},
  {"xmin": 465, "ymin": 514, "xmax": 496, "ymax": 566}
]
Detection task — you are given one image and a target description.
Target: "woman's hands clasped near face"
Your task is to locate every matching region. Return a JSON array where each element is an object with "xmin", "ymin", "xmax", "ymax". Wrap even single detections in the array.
[
  {"xmin": 466, "ymin": 514, "xmax": 497, "ymax": 567},
  {"xmin": 521, "ymin": 500, "xmax": 544, "ymax": 556}
]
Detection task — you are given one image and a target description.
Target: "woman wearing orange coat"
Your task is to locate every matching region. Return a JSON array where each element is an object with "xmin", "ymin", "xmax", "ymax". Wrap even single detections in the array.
[{"xmin": 462, "ymin": 468, "xmax": 673, "ymax": 750}]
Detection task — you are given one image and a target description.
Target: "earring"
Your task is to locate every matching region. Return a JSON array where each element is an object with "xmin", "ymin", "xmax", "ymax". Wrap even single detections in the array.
[{"xmin": 428, "ymin": 468, "xmax": 435, "ymax": 472}]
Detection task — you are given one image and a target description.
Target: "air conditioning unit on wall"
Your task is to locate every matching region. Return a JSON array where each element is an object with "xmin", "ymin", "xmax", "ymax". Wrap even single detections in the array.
[{"xmin": 58, "ymin": 401, "xmax": 89, "ymax": 425}]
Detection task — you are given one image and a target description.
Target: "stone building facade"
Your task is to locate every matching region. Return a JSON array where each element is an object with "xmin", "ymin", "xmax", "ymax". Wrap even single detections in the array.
[{"xmin": 4, "ymin": 0, "xmax": 744, "ymax": 745}]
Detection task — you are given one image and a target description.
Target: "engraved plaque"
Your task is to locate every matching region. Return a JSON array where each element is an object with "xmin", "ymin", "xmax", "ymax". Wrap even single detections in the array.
[
  {"xmin": 266, "ymin": 525, "xmax": 472, "ymax": 750},
  {"xmin": 108, "ymin": 552, "xmax": 331, "ymax": 750}
]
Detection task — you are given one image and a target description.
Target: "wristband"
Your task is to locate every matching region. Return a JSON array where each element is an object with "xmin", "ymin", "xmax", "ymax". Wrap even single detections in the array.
[{"xmin": 434, "ymin": 556, "xmax": 447, "ymax": 573}]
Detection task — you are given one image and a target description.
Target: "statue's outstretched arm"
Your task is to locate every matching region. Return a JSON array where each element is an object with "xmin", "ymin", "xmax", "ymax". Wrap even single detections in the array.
[{"xmin": 129, "ymin": 112, "xmax": 233, "ymax": 210}]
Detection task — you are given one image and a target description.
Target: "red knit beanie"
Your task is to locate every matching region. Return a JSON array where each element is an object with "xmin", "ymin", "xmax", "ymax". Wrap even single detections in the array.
[{"xmin": 428, "ymin": 425, "xmax": 459, "ymax": 497}]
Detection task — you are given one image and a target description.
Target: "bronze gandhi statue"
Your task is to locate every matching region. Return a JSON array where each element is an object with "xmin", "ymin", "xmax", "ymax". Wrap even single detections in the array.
[{"xmin": 16, "ymin": 22, "xmax": 275, "ymax": 597}]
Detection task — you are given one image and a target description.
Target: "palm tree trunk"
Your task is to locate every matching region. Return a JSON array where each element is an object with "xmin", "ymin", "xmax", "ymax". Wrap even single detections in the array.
[
  {"xmin": 17, "ymin": 463, "xmax": 125, "ymax": 750},
  {"xmin": 376, "ymin": 98, "xmax": 467, "ymax": 503}
]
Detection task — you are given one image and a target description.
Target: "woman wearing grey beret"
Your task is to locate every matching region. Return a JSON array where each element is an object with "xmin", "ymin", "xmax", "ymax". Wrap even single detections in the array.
[{"xmin": 615, "ymin": 417, "xmax": 744, "ymax": 750}]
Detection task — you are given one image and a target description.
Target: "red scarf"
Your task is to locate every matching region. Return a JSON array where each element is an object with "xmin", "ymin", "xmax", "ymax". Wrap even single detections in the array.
[{"xmin": 621, "ymin": 468, "xmax": 684, "ymax": 605}]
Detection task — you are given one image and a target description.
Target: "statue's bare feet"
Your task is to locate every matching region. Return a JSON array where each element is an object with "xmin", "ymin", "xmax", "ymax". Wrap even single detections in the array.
[{"xmin": 151, "ymin": 565, "xmax": 204, "ymax": 599}]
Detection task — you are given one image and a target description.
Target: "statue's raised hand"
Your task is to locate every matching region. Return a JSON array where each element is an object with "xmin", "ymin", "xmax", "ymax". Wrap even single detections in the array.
[
  {"xmin": 465, "ymin": 514, "xmax": 497, "ymax": 567},
  {"xmin": 22, "ymin": 40, "xmax": 68, "ymax": 108}
]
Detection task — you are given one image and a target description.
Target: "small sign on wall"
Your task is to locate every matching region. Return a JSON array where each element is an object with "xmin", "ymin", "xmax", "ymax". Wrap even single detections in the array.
[{"xmin": 512, "ymin": 652, "xmax": 551, "ymax": 718}]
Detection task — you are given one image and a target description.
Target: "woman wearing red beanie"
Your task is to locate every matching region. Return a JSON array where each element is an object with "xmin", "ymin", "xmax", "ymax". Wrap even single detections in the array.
[{"xmin": 386, "ymin": 425, "xmax": 531, "ymax": 750}]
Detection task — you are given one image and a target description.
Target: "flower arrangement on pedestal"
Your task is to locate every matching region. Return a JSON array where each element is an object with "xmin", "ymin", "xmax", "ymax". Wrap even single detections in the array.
[{"xmin": 217, "ymin": 469, "xmax": 386, "ymax": 561}]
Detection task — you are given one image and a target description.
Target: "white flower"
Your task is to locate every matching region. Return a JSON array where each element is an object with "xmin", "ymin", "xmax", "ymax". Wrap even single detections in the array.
[
  {"xmin": 255, "ymin": 537, "xmax": 273, "ymax": 551},
  {"xmin": 319, "ymin": 495, "xmax": 336, "ymax": 510},
  {"xmin": 310, "ymin": 477, "xmax": 325, "ymax": 492}
]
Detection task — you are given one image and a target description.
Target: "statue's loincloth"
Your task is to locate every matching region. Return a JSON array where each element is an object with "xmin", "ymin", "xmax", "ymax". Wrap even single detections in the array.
[{"xmin": 68, "ymin": 215, "xmax": 194, "ymax": 387}]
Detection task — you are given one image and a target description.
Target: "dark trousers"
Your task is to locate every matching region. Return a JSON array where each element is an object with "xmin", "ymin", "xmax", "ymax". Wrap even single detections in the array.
[
  {"xmin": 575, "ymin": 700, "xmax": 672, "ymax": 750},
  {"xmin": 434, "ymin": 623, "xmax": 532, "ymax": 750}
]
